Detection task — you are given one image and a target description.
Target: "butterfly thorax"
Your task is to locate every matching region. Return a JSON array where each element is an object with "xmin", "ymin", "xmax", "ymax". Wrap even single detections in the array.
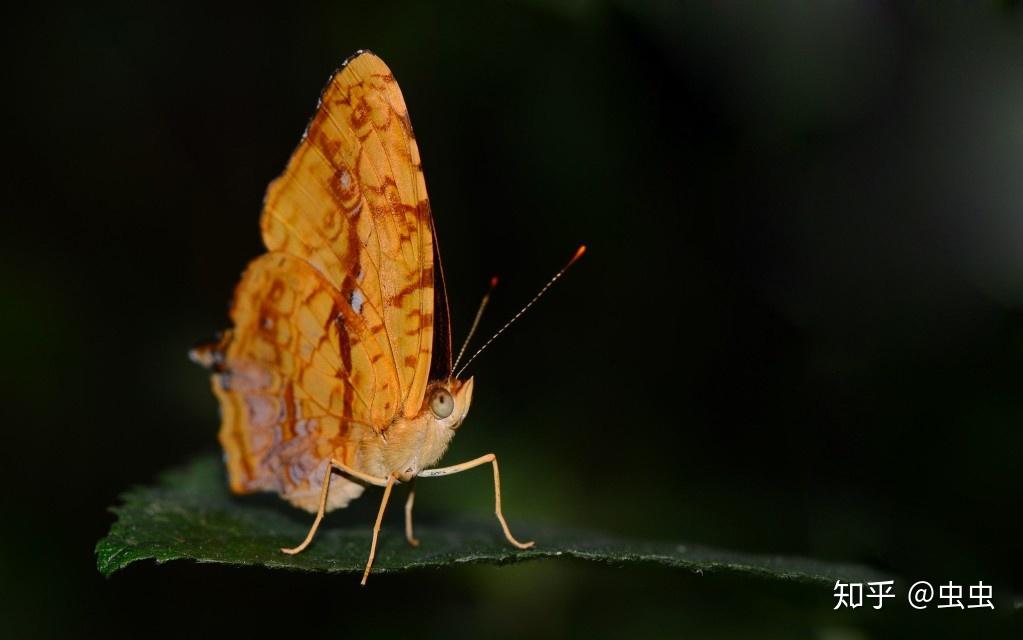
[{"xmin": 365, "ymin": 377, "xmax": 474, "ymax": 482}]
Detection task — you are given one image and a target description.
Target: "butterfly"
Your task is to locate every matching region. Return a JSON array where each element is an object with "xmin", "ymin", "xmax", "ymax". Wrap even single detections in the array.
[{"xmin": 191, "ymin": 51, "xmax": 583, "ymax": 584}]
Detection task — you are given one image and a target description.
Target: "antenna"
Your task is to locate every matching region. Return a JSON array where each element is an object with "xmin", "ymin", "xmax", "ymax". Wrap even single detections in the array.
[
  {"xmin": 454, "ymin": 245, "xmax": 586, "ymax": 379},
  {"xmin": 452, "ymin": 276, "xmax": 498, "ymax": 372}
]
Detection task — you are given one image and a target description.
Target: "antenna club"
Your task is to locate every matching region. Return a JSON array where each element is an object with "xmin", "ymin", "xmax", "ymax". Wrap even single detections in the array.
[{"xmin": 454, "ymin": 243, "xmax": 586, "ymax": 379}]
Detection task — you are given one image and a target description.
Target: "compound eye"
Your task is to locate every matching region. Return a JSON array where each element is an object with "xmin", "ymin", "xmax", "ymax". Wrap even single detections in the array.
[{"xmin": 430, "ymin": 388, "xmax": 454, "ymax": 419}]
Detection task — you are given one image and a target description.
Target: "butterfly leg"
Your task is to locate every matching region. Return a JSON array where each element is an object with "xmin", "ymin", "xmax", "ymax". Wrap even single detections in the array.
[
  {"xmin": 419, "ymin": 454, "xmax": 535, "ymax": 550},
  {"xmin": 281, "ymin": 459, "xmax": 389, "ymax": 555},
  {"xmin": 362, "ymin": 473, "xmax": 398, "ymax": 586},
  {"xmin": 404, "ymin": 479, "xmax": 420, "ymax": 547}
]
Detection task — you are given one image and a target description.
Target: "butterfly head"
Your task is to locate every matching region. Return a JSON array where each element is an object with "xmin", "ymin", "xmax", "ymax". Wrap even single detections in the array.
[{"xmin": 424, "ymin": 376, "xmax": 474, "ymax": 430}]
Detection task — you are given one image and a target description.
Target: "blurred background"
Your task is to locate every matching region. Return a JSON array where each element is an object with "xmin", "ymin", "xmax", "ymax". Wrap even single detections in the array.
[{"xmin": 2, "ymin": 1, "xmax": 1021, "ymax": 637}]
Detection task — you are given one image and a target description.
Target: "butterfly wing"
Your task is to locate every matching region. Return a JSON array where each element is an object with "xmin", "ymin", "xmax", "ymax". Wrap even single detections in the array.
[
  {"xmin": 203, "ymin": 51, "xmax": 446, "ymax": 511},
  {"xmin": 212, "ymin": 252, "xmax": 396, "ymax": 510},
  {"xmin": 261, "ymin": 51, "xmax": 439, "ymax": 416}
]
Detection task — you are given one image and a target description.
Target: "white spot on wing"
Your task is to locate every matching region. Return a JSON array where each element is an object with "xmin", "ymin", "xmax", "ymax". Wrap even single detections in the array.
[{"xmin": 350, "ymin": 289, "xmax": 365, "ymax": 314}]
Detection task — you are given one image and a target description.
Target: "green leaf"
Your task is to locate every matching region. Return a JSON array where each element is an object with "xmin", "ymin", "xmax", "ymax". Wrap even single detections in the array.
[{"xmin": 96, "ymin": 455, "xmax": 883, "ymax": 583}]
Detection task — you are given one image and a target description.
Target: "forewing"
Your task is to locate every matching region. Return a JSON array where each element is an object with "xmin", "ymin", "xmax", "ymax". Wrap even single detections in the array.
[
  {"xmin": 429, "ymin": 224, "xmax": 453, "ymax": 380},
  {"xmin": 260, "ymin": 51, "xmax": 438, "ymax": 418}
]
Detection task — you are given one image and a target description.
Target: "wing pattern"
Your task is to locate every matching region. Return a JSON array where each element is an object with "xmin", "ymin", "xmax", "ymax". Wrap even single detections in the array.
[{"xmin": 202, "ymin": 52, "xmax": 445, "ymax": 511}]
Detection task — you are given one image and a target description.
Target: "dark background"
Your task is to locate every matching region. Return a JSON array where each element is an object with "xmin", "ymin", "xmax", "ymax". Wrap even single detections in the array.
[{"xmin": 3, "ymin": 1, "xmax": 1021, "ymax": 637}]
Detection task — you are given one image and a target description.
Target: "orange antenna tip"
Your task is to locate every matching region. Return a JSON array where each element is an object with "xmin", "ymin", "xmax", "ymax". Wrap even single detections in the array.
[
  {"xmin": 454, "ymin": 243, "xmax": 586, "ymax": 379},
  {"xmin": 452, "ymin": 276, "xmax": 499, "ymax": 372},
  {"xmin": 568, "ymin": 245, "xmax": 587, "ymax": 266}
]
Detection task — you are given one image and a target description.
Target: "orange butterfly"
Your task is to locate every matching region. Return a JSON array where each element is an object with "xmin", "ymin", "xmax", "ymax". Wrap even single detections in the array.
[{"xmin": 191, "ymin": 51, "xmax": 582, "ymax": 584}]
